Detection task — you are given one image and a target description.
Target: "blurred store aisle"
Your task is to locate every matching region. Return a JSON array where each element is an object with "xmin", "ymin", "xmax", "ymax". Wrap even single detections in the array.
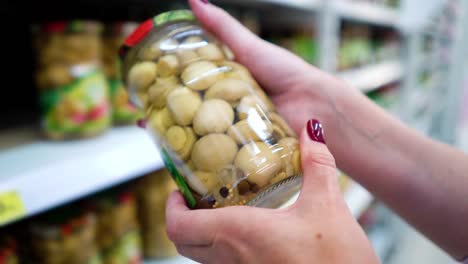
[{"xmin": 387, "ymin": 218, "xmax": 456, "ymax": 264}]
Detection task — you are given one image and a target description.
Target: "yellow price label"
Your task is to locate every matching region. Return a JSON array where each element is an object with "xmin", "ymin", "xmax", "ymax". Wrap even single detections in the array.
[{"xmin": 0, "ymin": 191, "xmax": 26, "ymax": 225}]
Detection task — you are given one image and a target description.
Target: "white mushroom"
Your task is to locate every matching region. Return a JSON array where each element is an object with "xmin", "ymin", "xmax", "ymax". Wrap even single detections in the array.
[
  {"xmin": 193, "ymin": 99, "xmax": 234, "ymax": 136},
  {"xmin": 181, "ymin": 61, "xmax": 224, "ymax": 91},
  {"xmin": 128, "ymin": 62, "xmax": 158, "ymax": 91},
  {"xmin": 191, "ymin": 134, "xmax": 238, "ymax": 172},
  {"xmin": 227, "ymin": 119, "xmax": 273, "ymax": 145},
  {"xmin": 205, "ymin": 78, "xmax": 252, "ymax": 106},
  {"xmin": 147, "ymin": 76, "xmax": 180, "ymax": 109},
  {"xmin": 166, "ymin": 87, "xmax": 202, "ymax": 126},
  {"xmin": 157, "ymin": 55, "xmax": 179, "ymax": 77},
  {"xmin": 234, "ymin": 142, "xmax": 282, "ymax": 187},
  {"xmin": 148, "ymin": 108, "xmax": 175, "ymax": 134},
  {"xmin": 197, "ymin": 43, "xmax": 225, "ymax": 61}
]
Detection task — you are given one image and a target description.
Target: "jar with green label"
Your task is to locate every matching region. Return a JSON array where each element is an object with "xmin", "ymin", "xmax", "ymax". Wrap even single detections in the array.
[
  {"xmin": 35, "ymin": 21, "xmax": 111, "ymax": 140},
  {"xmin": 0, "ymin": 234, "xmax": 18, "ymax": 264},
  {"xmin": 89, "ymin": 189, "xmax": 142, "ymax": 264},
  {"xmin": 120, "ymin": 10, "xmax": 302, "ymax": 209},
  {"xmin": 102, "ymin": 23, "xmax": 143, "ymax": 125},
  {"xmin": 136, "ymin": 169, "xmax": 178, "ymax": 259},
  {"xmin": 28, "ymin": 207, "xmax": 102, "ymax": 264}
]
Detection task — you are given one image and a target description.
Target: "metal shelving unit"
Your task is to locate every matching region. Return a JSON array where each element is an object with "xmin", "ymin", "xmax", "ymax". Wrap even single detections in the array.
[
  {"xmin": 337, "ymin": 60, "xmax": 403, "ymax": 93},
  {"xmin": 0, "ymin": 0, "xmax": 407, "ymax": 228}
]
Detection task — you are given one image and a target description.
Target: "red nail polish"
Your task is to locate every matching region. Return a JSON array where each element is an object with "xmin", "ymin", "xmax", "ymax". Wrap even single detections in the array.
[
  {"xmin": 307, "ymin": 119, "xmax": 326, "ymax": 144},
  {"xmin": 201, "ymin": 0, "xmax": 209, "ymax": 3},
  {"xmin": 137, "ymin": 119, "xmax": 147, "ymax": 129}
]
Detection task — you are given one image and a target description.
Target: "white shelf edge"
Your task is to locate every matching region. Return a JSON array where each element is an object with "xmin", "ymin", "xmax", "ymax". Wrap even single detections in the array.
[
  {"xmin": 337, "ymin": 61, "xmax": 403, "ymax": 93},
  {"xmin": 216, "ymin": 0, "xmax": 400, "ymax": 27},
  {"xmin": 215, "ymin": 0, "xmax": 320, "ymax": 12},
  {"xmin": 144, "ymin": 256, "xmax": 198, "ymax": 264},
  {"xmin": 335, "ymin": 0, "xmax": 400, "ymax": 27},
  {"xmin": 279, "ymin": 183, "xmax": 374, "ymax": 218},
  {"xmin": 0, "ymin": 127, "xmax": 163, "ymax": 226}
]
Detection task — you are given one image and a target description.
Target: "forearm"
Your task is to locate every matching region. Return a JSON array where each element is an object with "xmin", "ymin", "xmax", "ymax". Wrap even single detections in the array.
[{"xmin": 321, "ymin": 78, "xmax": 468, "ymax": 259}]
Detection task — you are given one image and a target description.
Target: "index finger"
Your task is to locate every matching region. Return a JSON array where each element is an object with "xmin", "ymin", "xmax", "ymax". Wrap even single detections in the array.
[{"xmin": 166, "ymin": 191, "xmax": 222, "ymax": 246}]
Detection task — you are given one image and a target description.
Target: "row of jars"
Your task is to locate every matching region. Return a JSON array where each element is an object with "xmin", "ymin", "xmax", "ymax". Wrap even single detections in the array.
[
  {"xmin": 34, "ymin": 21, "xmax": 144, "ymax": 140},
  {"xmin": 0, "ymin": 169, "xmax": 177, "ymax": 264}
]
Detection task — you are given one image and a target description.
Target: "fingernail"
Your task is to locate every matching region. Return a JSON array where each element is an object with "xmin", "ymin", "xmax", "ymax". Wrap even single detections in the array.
[
  {"xmin": 137, "ymin": 119, "xmax": 147, "ymax": 129},
  {"xmin": 307, "ymin": 119, "xmax": 326, "ymax": 144},
  {"xmin": 201, "ymin": 0, "xmax": 209, "ymax": 3}
]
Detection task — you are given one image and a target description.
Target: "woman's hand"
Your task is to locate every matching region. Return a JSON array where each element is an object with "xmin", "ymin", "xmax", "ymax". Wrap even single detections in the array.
[
  {"xmin": 166, "ymin": 120, "xmax": 378, "ymax": 264},
  {"xmin": 188, "ymin": 0, "xmax": 346, "ymax": 136}
]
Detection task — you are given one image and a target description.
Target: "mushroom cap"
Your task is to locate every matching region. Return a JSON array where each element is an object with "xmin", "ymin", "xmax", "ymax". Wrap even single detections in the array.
[
  {"xmin": 227, "ymin": 119, "xmax": 273, "ymax": 145},
  {"xmin": 166, "ymin": 126, "xmax": 187, "ymax": 151},
  {"xmin": 186, "ymin": 171, "xmax": 219, "ymax": 196},
  {"xmin": 197, "ymin": 43, "xmax": 225, "ymax": 61},
  {"xmin": 157, "ymin": 54, "xmax": 180, "ymax": 77},
  {"xmin": 222, "ymin": 44, "xmax": 235, "ymax": 61},
  {"xmin": 268, "ymin": 112, "xmax": 296, "ymax": 137},
  {"xmin": 128, "ymin": 61, "xmax": 158, "ymax": 91},
  {"xmin": 277, "ymin": 137, "xmax": 299, "ymax": 176},
  {"xmin": 234, "ymin": 142, "xmax": 282, "ymax": 187},
  {"xmin": 205, "ymin": 78, "xmax": 252, "ymax": 106},
  {"xmin": 148, "ymin": 76, "xmax": 180, "ymax": 109},
  {"xmin": 192, "ymin": 134, "xmax": 238, "ymax": 172},
  {"xmin": 177, "ymin": 50, "xmax": 200, "ymax": 67},
  {"xmin": 193, "ymin": 99, "xmax": 234, "ymax": 136},
  {"xmin": 237, "ymin": 95, "xmax": 273, "ymax": 120},
  {"xmin": 166, "ymin": 87, "xmax": 202, "ymax": 126},
  {"xmin": 177, "ymin": 127, "xmax": 197, "ymax": 160},
  {"xmin": 139, "ymin": 41, "xmax": 163, "ymax": 61},
  {"xmin": 181, "ymin": 61, "xmax": 224, "ymax": 91},
  {"xmin": 148, "ymin": 108, "xmax": 175, "ymax": 134}
]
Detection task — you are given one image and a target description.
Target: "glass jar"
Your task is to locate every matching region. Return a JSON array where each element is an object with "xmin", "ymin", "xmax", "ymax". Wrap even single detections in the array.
[
  {"xmin": 120, "ymin": 10, "xmax": 302, "ymax": 209},
  {"xmin": 28, "ymin": 207, "xmax": 102, "ymax": 264},
  {"xmin": 0, "ymin": 234, "xmax": 18, "ymax": 264},
  {"xmin": 90, "ymin": 189, "xmax": 142, "ymax": 264},
  {"xmin": 34, "ymin": 21, "xmax": 111, "ymax": 140},
  {"xmin": 136, "ymin": 169, "xmax": 178, "ymax": 259},
  {"xmin": 102, "ymin": 23, "xmax": 143, "ymax": 125}
]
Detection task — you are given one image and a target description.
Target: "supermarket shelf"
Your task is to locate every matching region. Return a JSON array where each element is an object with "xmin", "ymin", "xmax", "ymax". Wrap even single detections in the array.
[
  {"xmin": 215, "ymin": 0, "xmax": 320, "ymax": 12},
  {"xmin": 0, "ymin": 127, "xmax": 163, "ymax": 227},
  {"xmin": 343, "ymin": 183, "xmax": 374, "ymax": 218},
  {"xmin": 216, "ymin": 0, "xmax": 399, "ymax": 27},
  {"xmin": 145, "ymin": 256, "xmax": 198, "ymax": 264},
  {"xmin": 337, "ymin": 61, "xmax": 403, "ymax": 93},
  {"xmin": 335, "ymin": 0, "xmax": 400, "ymax": 27},
  {"xmin": 279, "ymin": 183, "xmax": 374, "ymax": 218}
]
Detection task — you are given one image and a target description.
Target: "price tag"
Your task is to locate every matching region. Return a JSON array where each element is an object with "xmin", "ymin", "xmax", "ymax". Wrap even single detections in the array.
[{"xmin": 0, "ymin": 191, "xmax": 26, "ymax": 225}]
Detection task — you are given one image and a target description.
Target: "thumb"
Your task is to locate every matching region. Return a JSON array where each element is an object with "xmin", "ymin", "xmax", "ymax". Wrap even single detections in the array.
[{"xmin": 294, "ymin": 119, "xmax": 341, "ymax": 208}]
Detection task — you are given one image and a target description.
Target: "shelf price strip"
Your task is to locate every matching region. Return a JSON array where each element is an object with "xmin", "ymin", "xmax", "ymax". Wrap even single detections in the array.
[{"xmin": 0, "ymin": 191, "xmax": 26, "ymax": 225}]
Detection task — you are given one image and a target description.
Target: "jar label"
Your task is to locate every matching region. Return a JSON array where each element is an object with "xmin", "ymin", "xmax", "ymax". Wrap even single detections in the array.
[
  {"xmin": 119, "ymin": 230, "xmax": 142, "ymax": 264},
  {"xmin": 39, "ymin": 70, "xmax": 111, "ymax": 137},
  {"xmin": 108, "ymin": 79, "xmax": 142, "ymax": 123},
  {"xmin": 101, "ymin": 230, "xmax": 141, "ymax": 264},
  {"xmin": 161, "ymin": 148, "xmax": 197, "ymax": 208}
]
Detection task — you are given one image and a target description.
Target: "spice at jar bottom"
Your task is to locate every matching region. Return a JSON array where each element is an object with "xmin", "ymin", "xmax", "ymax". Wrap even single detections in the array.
[{"xmin": 120, "ymin": 10, "xmax": 302, "ymax": 209}]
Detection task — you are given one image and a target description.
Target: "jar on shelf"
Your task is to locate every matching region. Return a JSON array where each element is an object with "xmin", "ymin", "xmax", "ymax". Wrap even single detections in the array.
[
  {"xmin": 34, "ymin": 21, "xmax": 111, "ymax": 140},
  {"xmin": 0, "ymin": 233, "xmax": 18, "ymax": 264},
  {"xmin": 120, "ymin": 10, "xmax": 302, "ymax": 209},
  {"xmin": 28, "ymin": 207, "xmax": 102, "ymax": 264},
  {"xmin": 136, "ymin": 169, "xmax": 178, "ymax": 259},
  {"xmin": 102, "ymin": 23, "xmax": 143, "ymax": 125},
  {"xmin": 89, "ymin": 189, "xmax": 142, "ymax": 264}
]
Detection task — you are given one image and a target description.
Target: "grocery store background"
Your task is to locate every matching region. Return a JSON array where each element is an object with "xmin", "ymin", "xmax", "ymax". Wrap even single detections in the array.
[{"xmin": 1, "ymin": 0, "xmax": 467, "ymax": 263}]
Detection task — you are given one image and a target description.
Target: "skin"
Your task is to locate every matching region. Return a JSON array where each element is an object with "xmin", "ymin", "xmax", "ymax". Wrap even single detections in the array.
[{"xmin": 166, "ymin": 0, "xmax": 468, "ymax": 263}]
